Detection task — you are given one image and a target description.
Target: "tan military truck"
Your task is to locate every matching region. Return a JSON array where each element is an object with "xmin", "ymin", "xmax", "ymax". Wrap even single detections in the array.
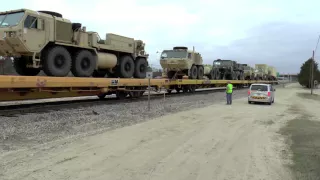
[
  {"xmin": 242, "ymin": 64, "xmax": 255, "ymax": 80},
  {"xmin": 159, "ymin": 46, "xmax": 204, "ymax": 79},
  {"xmin": 255, "ymin": 64, "xmax": 269, "ymax": 80},
  {"xmin": 267, "ymin": 65, "xmax": 277, "ymax": 81},
  {"xmin": 0, "ymin": 9, "xmax": 149, "ymax": 78}
]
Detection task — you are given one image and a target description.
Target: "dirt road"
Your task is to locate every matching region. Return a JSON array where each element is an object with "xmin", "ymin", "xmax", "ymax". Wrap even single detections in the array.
[{"xmin": 2, "ymin": 84, "xmax": 318, "ymax": 180}]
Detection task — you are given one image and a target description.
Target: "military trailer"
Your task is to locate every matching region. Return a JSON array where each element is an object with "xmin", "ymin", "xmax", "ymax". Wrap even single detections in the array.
[
  {"xmin": 0, "ymin": 9, "xmax": 149, "ymax": 78},
  {"xmin": 211, "ymin": 59, "xmax": 238, "ymax": 80},
  {"xmin": 159, "ymin": 46, "xmax": 204, "ymax": 79}
]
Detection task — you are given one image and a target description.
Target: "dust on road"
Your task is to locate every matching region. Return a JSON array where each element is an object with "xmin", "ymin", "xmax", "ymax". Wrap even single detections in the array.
[{"xmin": 1, "ymin": 83, "xmax": 319, "ymax": 180}]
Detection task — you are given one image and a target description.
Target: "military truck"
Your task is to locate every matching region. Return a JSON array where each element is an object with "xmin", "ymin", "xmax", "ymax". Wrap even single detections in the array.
[
  {"xmin": 159, "ymin": 46, "xmax": 203, "ymax": 79},
  {"xmin": 267, "ymin": 66, "xmax": 277, "ymax": 81},
  {"xmin": 0, "ymin": 9, "xmax": 149, "ymax": 78},
  {"xmin": 211, "ymin": 59, "xmax": 238, "ymax": 80},
  {"xmin": 242, "ymin": 64, "xmax": 255, "ymax": 80},
  {"xmin": 235, "ymin": 63, "xmax": 245, "ymax": 80},
  {"xmin": 255, "ymin": 64, "xmax": 269, "ymax": 80}
]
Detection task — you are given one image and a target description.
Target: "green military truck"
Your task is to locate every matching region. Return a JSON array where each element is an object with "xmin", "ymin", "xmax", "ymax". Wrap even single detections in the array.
[{"xmin": 0, "ymin": 9, "xmax": 149, "ymax": 78}]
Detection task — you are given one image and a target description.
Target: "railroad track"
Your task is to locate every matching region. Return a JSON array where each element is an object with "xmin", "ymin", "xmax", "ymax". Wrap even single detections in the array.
[{"xmin": 0, "ymin": 87, "xmax": 242, "ymax": 116}]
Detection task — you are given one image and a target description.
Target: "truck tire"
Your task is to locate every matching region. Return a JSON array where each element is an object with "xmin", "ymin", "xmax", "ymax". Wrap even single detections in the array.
[
  {"xmin": 189, "ymin": 65, "xmax": 197, "ymax": 79},
  {"xmin": 71, "ymin": 50, "xmax": 96, "ymax": 77},
  {"xmin": 118, "ymin": 55, "xmax": 134, "ymax": 78},
  {"xmin": 197, "ymin": 65, "xmax": 204, "ymax": 79},
  {"xmin": 213, "ymin": 69, "xmax": 219, "ymax": 80},
  {"xmin": 167, "ymin": 71, "xmax": 175, "ymax": 79},
  {"xmin": 72, "ymin": 23, "xmax": 82, "ymax": 31},
  {"xmin": 232, "ymin": 72, "xmax": 237, "ymax": 80},
  {"xmin": 42, "ymin": 46, "xmax": 72, "ymax": 77},
  {"xmin": 13, "ymin": 57, "xmax": 40, "ymax": 76},
  {"xmin": 207, "ymin": 69, "xmax": 214, "ymax": 79},
  {"xmin": 134, "ymin": 57, "xmax": 147, "ymax": 78}
]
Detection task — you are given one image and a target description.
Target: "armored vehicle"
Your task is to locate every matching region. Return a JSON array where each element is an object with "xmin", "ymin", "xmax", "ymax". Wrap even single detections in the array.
[
  {"xmin": 211, "ymin": 59, "xmax": 238, "ymax": 80},
  {"xmin": 0, "ymin": 9, "xmax": 149, "ymax": 78},
  {"xmin": 159, "ymin": 46, "xmax": 203, "ymax": 79}
]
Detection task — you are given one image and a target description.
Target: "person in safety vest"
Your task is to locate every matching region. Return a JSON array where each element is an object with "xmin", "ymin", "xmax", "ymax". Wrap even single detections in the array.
[{"xmin": 226, "ymin": 81, "xmax": 233, "ymax": 105}]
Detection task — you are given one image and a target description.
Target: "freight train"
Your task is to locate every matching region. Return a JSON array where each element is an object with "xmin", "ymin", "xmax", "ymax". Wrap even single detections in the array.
[{"xmin": 0, "ymin": 8, "xmax": 278, "ymax": 82}]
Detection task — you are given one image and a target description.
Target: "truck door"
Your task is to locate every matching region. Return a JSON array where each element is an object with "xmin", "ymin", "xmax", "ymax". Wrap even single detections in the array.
[{"xmin": 23, "ymin": 15, "xmax": 46, "ymax": 52}]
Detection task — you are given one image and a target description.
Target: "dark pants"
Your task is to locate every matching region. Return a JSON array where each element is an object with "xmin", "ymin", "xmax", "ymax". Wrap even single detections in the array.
[{"xmin": 226, "ymin": 93, "xmax": 232, "ymax": 104}]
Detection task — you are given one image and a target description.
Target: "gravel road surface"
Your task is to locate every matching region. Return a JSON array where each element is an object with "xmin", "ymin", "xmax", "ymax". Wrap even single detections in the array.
[
  {"xmin": 2, "ymin": 84, "xmax": 319, "ymax": 180},
  {"xmin": 0, "ymin": 89, "xmax": 247, "ymax": 152}
]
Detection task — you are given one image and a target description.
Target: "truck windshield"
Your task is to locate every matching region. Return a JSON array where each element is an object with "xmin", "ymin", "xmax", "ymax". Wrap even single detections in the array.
[
  {"xmin": 161, "ymin": 51, "xmax": 187, "ymax": 58},
  {"xmin": 250, "ymin": 85, "xmax": 268, "ymax": 91},
  {"xmin": 213, "ymin": 61, "xmax": 221, "ymax": 65},
  {"xmin": 0, "ymin": 11, "xmax": 25, "ymax": 28}
]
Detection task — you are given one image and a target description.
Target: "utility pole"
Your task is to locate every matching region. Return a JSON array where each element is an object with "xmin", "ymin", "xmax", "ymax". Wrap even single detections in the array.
[
  {"xmin": 310, "ymin": 35, "xmax": 320, "ymax": 94},
  {"xmin": 311, "ymin": 50, "xmax": 315, "ymax": 94}
]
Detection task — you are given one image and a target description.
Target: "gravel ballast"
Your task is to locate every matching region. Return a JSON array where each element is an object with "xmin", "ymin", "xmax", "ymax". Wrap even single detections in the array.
[{"xmin": 0, "ymin": 89, "xmax": 248, "ymax": 152}]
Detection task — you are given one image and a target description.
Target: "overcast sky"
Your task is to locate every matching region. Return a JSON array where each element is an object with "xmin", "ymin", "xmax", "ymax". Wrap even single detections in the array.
[{"xmin": 3, "ymin": 0, "xmax": 320, "ymax": 74}]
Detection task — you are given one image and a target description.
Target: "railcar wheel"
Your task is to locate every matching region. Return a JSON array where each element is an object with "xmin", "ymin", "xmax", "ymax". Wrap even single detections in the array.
[{"xmin": 116, "ymin": 91, "xmax": 127, "ymax": 100}]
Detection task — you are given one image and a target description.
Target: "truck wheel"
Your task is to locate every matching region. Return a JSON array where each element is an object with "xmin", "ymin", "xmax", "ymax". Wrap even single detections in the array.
[
  {"xmin": 207, "ymin": 70, "xmax": 213, "ymax": 79},
  {"xmin": 232, "ymin": 72, "xmax": 237, "ymax": 80},
  {"xmin": 213, "ymin": 69, "xmax": 219, "ymax": 79},
  {"xmin": 71, "ymin": 50, "xmax": 96, "ymax": 77},
  {"xmin": 197, "ymin": 66, "xmax": 204, "ymax": 79},
  {"xmin": 118, "ymin": 55, "xmax": 134, "ymax": 78},
  {"xmin": 167, "ymin": 71, "xmax": 175, "ymax": 79},
  {"xmin": 189, "ymin": 65, "xmax": 197, "ymax": 79},
  {"xmin": 42, "ymin": 46, "xmax": 72, "ymax": 77},
  {"xmin": 133, "ymin": 57, "xmax": 147, "ymax": 78},
  {"xmin": 13, "ymin": 57, "xmax": 40, "ymax": 76}
]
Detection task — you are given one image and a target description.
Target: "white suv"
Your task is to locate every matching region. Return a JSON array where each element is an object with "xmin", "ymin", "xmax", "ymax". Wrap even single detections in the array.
[{"xmin": 248, "ymin": 83, "xmax": 275, "ymax": 105}]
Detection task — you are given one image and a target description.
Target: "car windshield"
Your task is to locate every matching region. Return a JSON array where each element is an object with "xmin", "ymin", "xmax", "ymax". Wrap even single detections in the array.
[
  {"xmin": 0, "ymin": 11, "xmax": 25, "ymax": 28},
  {"xmin": 250, "ymin": 85, "xmax": 268, "ymax": 91},
  {"xmin": 161, "ymin": 51, "xmax": 187, "ymax": 58}
]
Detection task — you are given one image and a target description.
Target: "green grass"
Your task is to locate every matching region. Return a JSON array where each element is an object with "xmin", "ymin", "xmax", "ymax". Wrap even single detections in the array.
[
  {"xmin": 297, "ymin": 92, "xmax": 320, "ymax": 101},
  {"xmin": 280, "ymin": 115, "xmax": 320, "ymax": 180}
]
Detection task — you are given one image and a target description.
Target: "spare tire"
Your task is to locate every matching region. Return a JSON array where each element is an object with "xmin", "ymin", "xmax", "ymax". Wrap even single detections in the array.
[
  {"xmin": 72, "ymin": 23, "xmax": 82, "ymax": 31},
  {"xmin": 38, "ymin": 11, "xmax": 63, "ymax": 18}
]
